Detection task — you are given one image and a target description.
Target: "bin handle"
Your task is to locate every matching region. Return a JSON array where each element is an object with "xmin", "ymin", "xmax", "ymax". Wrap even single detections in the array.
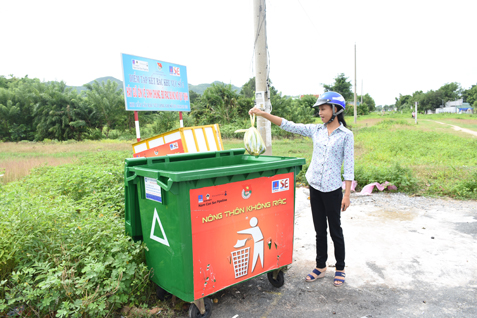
[
  {"xmin": 126, "ymin": 172, "xmax": 137, "ymax": 182},
  {"xmin": 156, "ymin": 177, "xmax": 174, "ymax": 191},
  {"xmin": 127, "ymin": 167, "xmax": 174, "ymax": 191}
]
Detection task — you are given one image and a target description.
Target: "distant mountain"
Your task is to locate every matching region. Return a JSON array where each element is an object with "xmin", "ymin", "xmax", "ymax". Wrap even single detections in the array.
[
  {"xmin": 188, "ymin": 81, "xmax": 241, "ymax": 95},
  {"xmin": 68, "ymin": 77, "xmax": 242, "ymax": 95},
  {"xmin": 68, "ymin": 76, "xmax": 123, "ymax": 93},
  {"xmin": 87, "ymin": 76, "xmax": 123, "ymax": 87}
]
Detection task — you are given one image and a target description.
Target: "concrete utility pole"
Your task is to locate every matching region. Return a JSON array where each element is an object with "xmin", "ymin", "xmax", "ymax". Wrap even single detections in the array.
[
  {"xmin": 354, "ymin": 43, "xmax": 357, "ymax": 124},
  {"xmin": 253, "ymin": 0, "xmax": 272, "ymax": 155},
  {"xmin": 361, "ymin": 79, "xmax": 363, "ymax": 105}
]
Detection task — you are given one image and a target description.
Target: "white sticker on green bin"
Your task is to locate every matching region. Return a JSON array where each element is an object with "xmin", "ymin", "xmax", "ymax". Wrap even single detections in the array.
[
  {"xmin": 150, "ymin": 208, "xmax": 170, "ymax": 246},
  {"xmin": 144, "ymin": 177, "xmax": 162, "ymax": 203}
]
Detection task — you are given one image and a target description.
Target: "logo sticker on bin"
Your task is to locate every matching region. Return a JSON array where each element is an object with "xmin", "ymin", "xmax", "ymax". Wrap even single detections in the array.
[
  {"xmin": 169, "ymin": 142, "xmax": 179, "ymax": 150},
  {"xmin": 150, "ymin": 208, "xmax": 169, "ymax": 246},
  {"xmin": 241, "ymin": 185, "xmax": 252, "ymax": 199},
  {"xmin": 272, "ymin": 178, "xmax": 289, "ymax": 193}
]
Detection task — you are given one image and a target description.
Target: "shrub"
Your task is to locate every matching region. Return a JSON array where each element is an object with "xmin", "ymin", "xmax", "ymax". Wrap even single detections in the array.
[
  {"xmin": 107, "ymin": 129, "xmax": 121, "ymax": 140},
  {"xmin": 296, "ymin": 162, "xmax": 418, "ymax": 193},
  {"xmin": 296, "ymin": 163, "xmax": 309, "ymax": 186},
  {"xmin": 450, "ymin": 169, "xmax": 477, "ymax": 199},
  {"xmin": 0, "ymin": 152, "xmax": 151, "ymax": 317},
  {"xmin": 118, "ymin": 133, "xmax": 137, "ymax": 141},
  {"xmin": 151, "ymin": 112, "xmax": 179, "ymax": 135},
  {"xmin": 84, "ymin": 128, "xmax": 103, "ymax": 140},
  {"xmin": 354, "ymin": 163, "xmax": 418, "ymax": 193}
]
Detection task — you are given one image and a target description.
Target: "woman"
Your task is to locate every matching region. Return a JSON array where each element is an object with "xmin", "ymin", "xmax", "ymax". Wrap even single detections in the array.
[{"xmin": 249, "ymin": 91, "xmax": 354, "ymax": 287}]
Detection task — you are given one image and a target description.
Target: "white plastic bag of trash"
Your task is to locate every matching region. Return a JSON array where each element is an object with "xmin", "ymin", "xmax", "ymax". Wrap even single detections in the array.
[{"xmin": 234, "ymin": 114, "xmax": 266, "ymax": 156}]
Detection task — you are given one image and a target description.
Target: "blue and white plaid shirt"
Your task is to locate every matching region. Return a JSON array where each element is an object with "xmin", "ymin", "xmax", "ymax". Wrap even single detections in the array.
[{"xmin": 280, "ymin": 119, "xmax": 354, "ymax": 192}]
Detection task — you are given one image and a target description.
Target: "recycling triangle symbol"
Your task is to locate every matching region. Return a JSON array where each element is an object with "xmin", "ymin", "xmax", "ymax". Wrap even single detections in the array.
[{"xmin": 150, "ymin": 208, "xmax": 170, "ymax": 246}]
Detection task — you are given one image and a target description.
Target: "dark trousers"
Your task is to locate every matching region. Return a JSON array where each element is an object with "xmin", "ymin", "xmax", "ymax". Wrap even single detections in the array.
[{"xmin": 309, "ymin": 186, "xmax": 345, "ymax": 270}]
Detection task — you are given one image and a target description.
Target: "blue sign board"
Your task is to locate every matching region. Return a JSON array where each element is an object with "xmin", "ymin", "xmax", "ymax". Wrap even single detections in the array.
[{"xmin": 121, "ymin": 53, "xmax": 190, "ymax": 111}]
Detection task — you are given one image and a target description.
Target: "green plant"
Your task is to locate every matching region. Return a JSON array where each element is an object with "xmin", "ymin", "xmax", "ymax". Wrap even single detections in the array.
[
  {"xmin": 296, "ymin": 163, "xmax": 309, "ymax": 186},
  {"xmin": 151, "ymin": 112, "xmax": 179, "ymax": 135},
  {"xmin": 107, "ymin": 129, "xmax": 121, "ymax": 139},
  {"xmin": 451, "ymin": 169, "xmax": 477, "ymax": 198},
  {"xmin": 374, "ymin": 119, "xmax": 410, "ymax": 128},
  {"xmin": 0, "ymin": 152, "xmax": 151, "ymax": 317},
  {"xmin": 84, "ymin": 128, "xmax": 103, "ymax": 140},
  {"xmin": 354, "ymin": 163, "xmax": 418, "ymax": 193}
]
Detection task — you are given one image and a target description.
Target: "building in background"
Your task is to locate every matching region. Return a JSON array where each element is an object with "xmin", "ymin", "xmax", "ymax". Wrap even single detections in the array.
[{"xmin": 436, "ymin": 99, "xmax": 473, "ymax": 114}]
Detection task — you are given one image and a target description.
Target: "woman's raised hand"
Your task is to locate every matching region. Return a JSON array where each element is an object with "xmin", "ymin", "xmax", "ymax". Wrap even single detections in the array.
[{"xmin": 249, "ymin": 106, "xmax": 264, "ymax": 116}]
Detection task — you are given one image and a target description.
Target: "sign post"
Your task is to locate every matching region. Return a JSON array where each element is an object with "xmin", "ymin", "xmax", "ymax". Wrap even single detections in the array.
[
  {"xmin": 121, "ymin": 53, "xmax": 190, "ymax": 139},
  {"xmin": 134, "ymin": 111, "xmax": 140, "ymax": 142}
]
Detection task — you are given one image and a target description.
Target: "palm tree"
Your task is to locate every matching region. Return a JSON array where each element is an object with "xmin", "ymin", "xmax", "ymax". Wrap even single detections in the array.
[
  {"xmin": 84, "ymin": 80, "xmax": 125, "ymax": 137},
  {"xmin": 32, "ymin": 81, "xmax": 78, "ymax": 140}
]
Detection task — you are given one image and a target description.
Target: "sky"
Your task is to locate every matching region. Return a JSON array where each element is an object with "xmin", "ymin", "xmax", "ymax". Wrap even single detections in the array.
[{"xmin": 1, "ymin": 0, "xmax": 476, "ymax": 106}]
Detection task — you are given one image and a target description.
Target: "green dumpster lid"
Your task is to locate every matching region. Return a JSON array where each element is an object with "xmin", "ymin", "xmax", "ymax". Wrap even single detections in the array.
[{"xmin": 125, "ymin": 148, "xmax": 306, "ymax": 183}]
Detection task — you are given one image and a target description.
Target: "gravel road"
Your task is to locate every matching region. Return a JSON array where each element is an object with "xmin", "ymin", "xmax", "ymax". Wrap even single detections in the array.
[{"xmin": 180, "ymin": 188, "xmax": 477, "ymax": 318}]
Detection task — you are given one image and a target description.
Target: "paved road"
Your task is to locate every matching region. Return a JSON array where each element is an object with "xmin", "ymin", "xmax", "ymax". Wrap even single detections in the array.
[{"xmin": 179, "ymin": 188, "xmax": 477, "ymax": 318}]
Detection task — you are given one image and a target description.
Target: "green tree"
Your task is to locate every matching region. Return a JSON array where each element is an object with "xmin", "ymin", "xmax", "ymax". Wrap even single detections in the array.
[
  {"xmin": 269, "ymin": 93, "xmax": 314, "ymax": 124},
  {"xmin": 359, "ymin": 93, "xmax": 376, "ymax": 112},
  {"xmin": 0, "ymin": 89, "xmax": 17, "ymax": 140},
  {"xmin": 438, "ymin": 82, "xmax": 461, "ymax": 103},
  {"xmin": 0, "ymin": 76, "xmax": 52, "ymax": 141},
  {"xmin": 263, "ymin": 79, "xmax": 314, "ymax": 124},
  {"xmin": 240, "ymin": 77, "xmax": 256, "ymax": 99},
  {"xmin": 236, "ymin": 96, "xmax": 254, "ymax": 118},
  {"xmin": 413, "ymin": 90, "xmax": 441, "ymax": 112},
  {"xmin": 0, "ymin": 99, "xmax": 22, "ymax": 141},
  {"xmin": 0, "ymin": 76, "xmax": 8, "ymax": 89},
  {"xmin": 151, "ymin": 111, "xmax": 179, "ymax": 135},
  {"xmin": 84, "ymin": 80, "xmax": 125, "ymax": 136},
  {"xmin": 191, "ymin": 82, "xmax": 240, "ymax": 125},
  {"xmin": 462, "ymin": 84, "xmax": 477, "ymax": 106},
  {"xmin": 0, "ymin": 75, "xmax": 13, "ymax": 89},
  {"xmin": 32, "ymin": 81, "xmax": 80, "ymax": 141},
  {"xmin": 358, "ymin": 103, "xmax": 369, "ymax": 115},
  {"xmin": 299, "ymin": 94, "xmax": 319, "ymax": 116},
  {"xmin": 0, "ymin": 75, "xmax": 20, "ymax": 89},
  {"xmin": 67, "ymin": 96, "xmax": 101, "ymax": 141},
  {"xmin": 395, "ymin": 94, "xmax": 413, "ymax": 111},
  {"xmin": 322, "ymin": 73, "xmax": 353, "ymax": 101},
  {"xmin": 189, "ymin": 90, "xmax": 200, "ymax": 104}
]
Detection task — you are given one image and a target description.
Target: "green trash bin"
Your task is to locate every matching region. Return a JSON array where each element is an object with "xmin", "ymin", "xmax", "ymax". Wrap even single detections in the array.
[{"xmin": 124, "ymin": 148, "xmax": 305, "ymax": 316}]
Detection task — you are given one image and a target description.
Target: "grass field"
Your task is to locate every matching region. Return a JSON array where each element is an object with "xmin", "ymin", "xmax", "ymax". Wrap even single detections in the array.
[
  {"xmin": 1, "ymin": 113, "xmax": 476, "ymax": 198},
  {"xmin": 0, "ymin": 140, "xmax": 131, "ymax": 184},
  {"xmin": 351, "ymin": 113, "xmax": 477, "ymax": 198},
  {"xmin": 1, "ymin": 112, "xmax": 476, "ymax": 317}
]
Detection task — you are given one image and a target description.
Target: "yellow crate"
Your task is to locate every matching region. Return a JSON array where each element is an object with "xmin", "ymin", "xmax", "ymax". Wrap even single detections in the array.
[{"xmin": 132, "ymin": 124, "xmax": 224, "ymax": 158}]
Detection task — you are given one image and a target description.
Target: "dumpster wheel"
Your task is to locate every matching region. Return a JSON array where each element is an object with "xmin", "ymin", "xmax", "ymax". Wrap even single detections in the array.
[
  {"xmin": 267, "ymin": 270, "xmax": 285, "ymax": 288},
  {"xmin": 155, "ymin": 284, "xmax": 171, "ymax": 302},
  {"xmin": 189, "ymin": 297, "xmax": 212, "ymax": 318}
]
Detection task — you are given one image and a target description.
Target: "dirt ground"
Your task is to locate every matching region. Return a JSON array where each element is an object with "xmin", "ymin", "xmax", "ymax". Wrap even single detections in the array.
[
  {"xmin": 178, "ymin": 188, "xmax": 477, "ymax": 318},
  {"xmin": 436, "ymin": 118, "xmax": 477, "ymax": 126},
  {"xmin": 433, "ymin": 120, "xmax": 477, "ymax": 137}
]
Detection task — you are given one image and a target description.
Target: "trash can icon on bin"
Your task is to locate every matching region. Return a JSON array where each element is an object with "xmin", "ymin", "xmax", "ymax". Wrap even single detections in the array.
[
  {"xmin": 232, "ymin": 216, "xmax": 264, "ymax": 278},
  {"xmin": 231, "ymin": 247, "xmax": 250, "ymax": 279}
]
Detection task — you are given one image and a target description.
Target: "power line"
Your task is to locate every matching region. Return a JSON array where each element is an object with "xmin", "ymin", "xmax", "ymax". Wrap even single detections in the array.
[{"xmin": 296, "ymin": 0, "xmax": 320, "ymax": 34}]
